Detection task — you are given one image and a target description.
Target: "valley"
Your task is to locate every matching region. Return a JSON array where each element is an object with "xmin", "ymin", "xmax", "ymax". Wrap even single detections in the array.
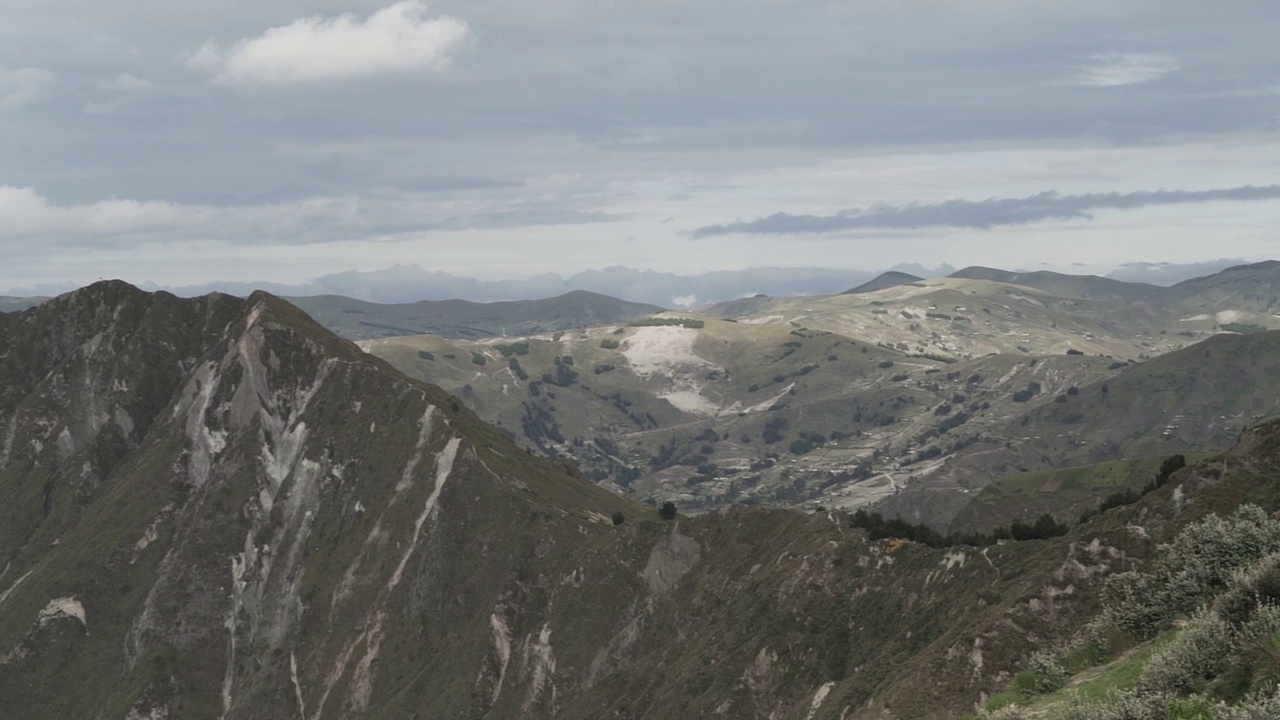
[{"xmin": 352, "ymin": 263, "xmax": 1280, "ymax": 528}]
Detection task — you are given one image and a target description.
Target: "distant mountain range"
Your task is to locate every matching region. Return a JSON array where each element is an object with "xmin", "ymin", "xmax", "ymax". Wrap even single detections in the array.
[{"xmin": 2, "ymin": 258, "xmax": 1254, "ymax": 308}]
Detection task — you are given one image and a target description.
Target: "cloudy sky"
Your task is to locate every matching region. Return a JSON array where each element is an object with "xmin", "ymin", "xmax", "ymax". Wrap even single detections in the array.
[{"xmin": 2, "ymin": 0, "xmax": 1278, "ymax": 293}]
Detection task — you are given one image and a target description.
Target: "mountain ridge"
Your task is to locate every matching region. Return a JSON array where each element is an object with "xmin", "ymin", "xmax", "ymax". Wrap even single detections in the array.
[{"xmin": 4, "ymin": 281, "xmax": 1280, "ymax": 718}]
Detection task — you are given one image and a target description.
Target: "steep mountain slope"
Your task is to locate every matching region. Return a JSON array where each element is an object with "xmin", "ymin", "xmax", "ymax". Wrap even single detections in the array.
[
  {"xmin": 843, "ymin": 271, "xmax": 924, "ymax": 294},
  {"xmin": 287, "ymin": 290, "xmax": 665, "ymax": 341},
  {"xmin": 4, "ymin": 282, "xmax": 1280, "ymax": 719}
]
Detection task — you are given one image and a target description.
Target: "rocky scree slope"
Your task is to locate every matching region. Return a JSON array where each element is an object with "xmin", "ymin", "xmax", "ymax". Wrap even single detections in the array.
[{"xmin": 4, "ymin": 281, "xmax": 1277, "ymax": 719}]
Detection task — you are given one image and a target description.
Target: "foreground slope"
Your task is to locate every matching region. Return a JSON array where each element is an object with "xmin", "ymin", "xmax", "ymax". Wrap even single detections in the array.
[
  {"xmin": 6, "ymin": 281, "xmax": 1280, "ymax": 719},
  {"xmin": 0, "ymin": 282, "xmax": 1097, "ymax": 719}
]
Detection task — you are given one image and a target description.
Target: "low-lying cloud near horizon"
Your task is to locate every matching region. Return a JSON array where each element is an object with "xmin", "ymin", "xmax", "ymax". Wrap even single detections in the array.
[{"xmin": 692, "ymin": 185, "xmax": 1280, "ymax": 238}]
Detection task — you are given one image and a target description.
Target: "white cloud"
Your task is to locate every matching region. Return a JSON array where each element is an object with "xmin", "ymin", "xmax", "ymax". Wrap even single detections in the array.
[
  {"xmin": 1068, "ymin": 53, "xmax": 1179, "ymax": 87},
  {"xmin": 670, "ymin": 294, "xmax": 698, "ymax": 308},
  {"xmin": 189, "ymin": 1, "xmax": 472, "ymax": 84},
  {"xmin": 0, "ymin": 67, "xmax": 56, "ymax": 111},
  {"xmin": 0, "ymin": 185, "xmax": 362, "ymax": 245}
]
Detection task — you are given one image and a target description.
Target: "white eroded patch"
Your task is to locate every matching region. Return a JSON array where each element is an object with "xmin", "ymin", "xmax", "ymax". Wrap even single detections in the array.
[
  {"xmin": 621, "ymin": 326, "xmax": 715, "ymax": 378},
  {"xmin": 0, "ymin": 570, "xmax": 33, "ymax": 608},
  {"xmin": 522, "ymin": 624, "xmax": 557, "ymax": 713},
  {"xmin": 621, "ymin": 326, "xmax": 723, "ymax": 416},
  {"xmin": 737, "ymin": 314, "xmax": 783, "ymax": 325},
  {"xmin": 315, "ymin": 436, "xmax": 463, "ymax": 719},
  {"xmin": 37, "ymin": 596, "xmax": 87, "ymax": 630},
  {"xmin": 484, "ymin": 610, "xmax": 514, "ymax": 705},
  {"xmin": 660, "ymin": 389, "xmax": 719, "ymax": 415},
  {"xmin": 941, "ymin": 549, "xmax": 967, "ymax": 570},
  {"xmin": 806, "ymin": 682, "xmax": 835, "ymax": 720}
]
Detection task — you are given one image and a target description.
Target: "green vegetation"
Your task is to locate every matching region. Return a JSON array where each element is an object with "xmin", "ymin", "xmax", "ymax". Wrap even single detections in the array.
[
  {"xmin": 1221, "ymin": 322, "xmax": 1265, "ymax": 334},
  {"xmin": 600, "ymin": 338, "xmax": 621, "ymax": 349},
  {"xmin": 849, "ymin": 508, "xmax": 1068, "ymax": 548},
  {"xmin": 471, "ymin": 351, "xmax": 487, "ymax": 365}
]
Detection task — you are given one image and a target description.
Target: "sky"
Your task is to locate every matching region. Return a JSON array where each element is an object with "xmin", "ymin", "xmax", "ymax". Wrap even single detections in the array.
[{"xmin": 2, "ymin": 0, "xmax": 1279, "ymax": 294}]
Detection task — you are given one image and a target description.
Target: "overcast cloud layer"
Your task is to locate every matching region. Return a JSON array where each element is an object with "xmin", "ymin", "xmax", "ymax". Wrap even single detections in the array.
[{"xmin": 1, "ymin": 0, "xmax": 1278, "ymax": 293}]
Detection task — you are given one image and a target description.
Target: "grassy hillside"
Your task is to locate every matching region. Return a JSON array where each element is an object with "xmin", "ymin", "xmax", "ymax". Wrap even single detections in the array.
[
  {"xmin": 844, "ymin": 271, "xmax": 924, "ymax": 294},
  {"xmin": 948, "ymin": 266, "xmax": 1161, "ymax": 302},
  {"xmin": 1156, "ymin": 259, "xmax": 1280, "ymax": 313},
  {"xmin": 881, "ymin": 331, "xmax": 1280, "ymax": 531},
  {"xmin": 288, "ymin": 289, "xmax": 664, "ymax": 340}
]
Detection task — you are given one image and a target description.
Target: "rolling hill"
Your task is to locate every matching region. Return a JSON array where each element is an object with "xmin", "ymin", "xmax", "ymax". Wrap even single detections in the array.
[
  {"xmin": 1155, "ymin": 259, "xmax": 1280, "ymax": 313},
  {"xmin": 843, "ymin": 271, "xmax": 924, "ymax": 294},
  {"xmin": 878, "ymin": 330, "xmax": 1280, "ymax": 531},
  {"xmin": 948, "ymin": 266, "xmax": 1162, "ymax": 302},
  {"xmin": 359, "ymin": 263, "xmax": 1280, "ymax": 519},
  {"xmin": 286, "ymin": 290, "xmax": 664, "ymax": 340}
]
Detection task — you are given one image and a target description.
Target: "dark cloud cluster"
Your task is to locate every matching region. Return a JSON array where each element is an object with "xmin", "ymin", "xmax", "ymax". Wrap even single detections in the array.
[{"xmin": 692, "ymin": 185, "xmax": 1280, "ymax": 237}]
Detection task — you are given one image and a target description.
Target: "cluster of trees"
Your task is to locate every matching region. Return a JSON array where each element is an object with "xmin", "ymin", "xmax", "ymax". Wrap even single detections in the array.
[
  {"xmin": 848, "ymin": 509, "xmax": 1068, "ymax": 548},
  {"xmin": 494, "ymin": 341, "xmax": 530, "ymax": 357}
]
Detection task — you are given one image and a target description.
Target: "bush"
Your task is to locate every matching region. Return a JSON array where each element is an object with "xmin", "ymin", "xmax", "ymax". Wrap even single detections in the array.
[
  {"xmin": 1139, "ymin": 613, "xmax": 1234, "ymax": 695},
  {"xmin": 1014, "ymin": 651, "xmax": 1067, "ymax": 696},
  {"xmin": 789, "ymin": 438, "xmax": 815, "ymax": 455},
  {"xmin": 659, "ymin": 501, "xmax": 678, "ymax": 520},
  {"xmin": 471, "ymin": 352, "xmax": 487, "ymax": 366},
  {"xmin": 1103, "ymin": 505, "xmax": 1280, "ymax": 639},
  {"xmin": 600, "ymin": 338, "xmax": 620, "ymax": 349},
  {"xmin": 612, "ymin": 511, "xmax": 625, "ymax": 526}
]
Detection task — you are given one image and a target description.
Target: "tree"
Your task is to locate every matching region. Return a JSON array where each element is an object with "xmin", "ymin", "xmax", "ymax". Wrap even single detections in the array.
[
  {"xmin": 659, "ymin": 501, "xmax": 678, "ymax": 520},
  {"xmin": 612, "ymin": 511, "xmax": 625, "ymax": 526}
]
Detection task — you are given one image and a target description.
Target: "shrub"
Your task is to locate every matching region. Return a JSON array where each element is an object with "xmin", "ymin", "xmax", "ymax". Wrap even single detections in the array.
[
  {"xmin": 789, "ymin": 438, "xmax": 815, "ymax": 455},
  {"xmin": 1014, "ymin": 651, "xmax": 1067, "ymax": 696},
  {"xmin": 600, "ymin": 338, "xmax": 621, "ymax": 349},
  {"xmin": 659, "ymin": 501, "xmax": 677, "ymax": 520},
  {"xmin": 612, "ymin": 511, "xmax": 625, "ymax": 526},
  {"xmin": 1139, "ymin": 612, "xmax": 1234, "ymax": 695},
  {"xmin": 471, "ymin": 352, "xmax": 487, "ymax": 366}
]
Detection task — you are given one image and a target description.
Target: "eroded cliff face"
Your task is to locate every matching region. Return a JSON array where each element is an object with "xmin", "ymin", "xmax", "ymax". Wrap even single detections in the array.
[{"xmin": 2, "ymin": 283, "xmax": 1252, "ymax": 720}]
